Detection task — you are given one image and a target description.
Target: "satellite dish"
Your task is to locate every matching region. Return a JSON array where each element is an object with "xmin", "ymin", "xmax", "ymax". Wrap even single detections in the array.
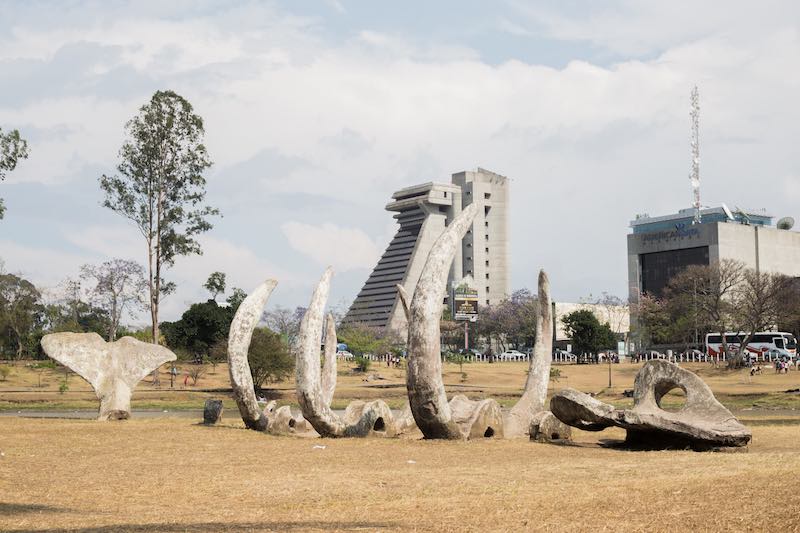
[
  {"xmin": 721, "ymin": 203, "xmax": 735, "ymax": 221},
  {"xmin": 777, "ymin": 216, "xmax": 795, "ymax": 230}
]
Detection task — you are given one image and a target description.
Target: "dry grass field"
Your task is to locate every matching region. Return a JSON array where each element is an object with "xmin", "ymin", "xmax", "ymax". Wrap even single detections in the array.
[
  {"xmin": 1, "ymin": 359, "xmax": 799, "ymax": 413},
  {"xmin": 1, "ymin": 360, "xmax": 799, "ymax": 531},
  {"xmin": 1, "ymin": 417, "xmax": 799, "ymax": 532}
]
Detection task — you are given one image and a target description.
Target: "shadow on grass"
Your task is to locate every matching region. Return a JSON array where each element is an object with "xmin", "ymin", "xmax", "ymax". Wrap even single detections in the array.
[
  {"xmin": 8, "ymin": 521, "xmax": 399, "ymax": 532},
  {"xmin": 0, "ymin": 502, "xmax": 71, "ymax": 514}
]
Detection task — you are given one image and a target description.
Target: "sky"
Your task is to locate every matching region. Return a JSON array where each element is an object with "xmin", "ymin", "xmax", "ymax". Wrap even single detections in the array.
[{"xmin": 1, "ymin": 0, "xmax": 798, "ymax": 324}]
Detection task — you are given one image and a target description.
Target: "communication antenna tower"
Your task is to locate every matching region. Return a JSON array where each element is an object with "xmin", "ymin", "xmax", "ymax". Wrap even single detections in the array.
[{"xmin": 689, "ymin": 86, "xmax": 701, "ymax": 224}]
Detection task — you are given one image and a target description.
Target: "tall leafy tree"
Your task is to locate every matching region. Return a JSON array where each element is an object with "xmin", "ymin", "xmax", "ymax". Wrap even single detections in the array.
[
  {"xmin": 561, "ymin": 309, "xmax": 616, "ymax": 355},
  {"xmin": 204, "ymin": 271, "xmax": 226, "ymax": 301},
  {"xmin": 0, "ymin": 127, "xmax": 30, "ymax": 219},
  {"xmin": 0, "ymin": 273, "xmax": 42, "ymax": 358},
  {"xmin": 81, "ymin": 259, "xmax": 148, "ymax": 341},
  {"xmin": 99, "ymin": 90, "xmax": 218, "ymax": 345}
]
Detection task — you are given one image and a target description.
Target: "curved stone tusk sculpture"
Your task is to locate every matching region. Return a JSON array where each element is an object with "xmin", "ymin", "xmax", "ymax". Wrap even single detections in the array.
[
  {"xmin": 406, "ymin": 203, "xmax": 503, "ymax": 439},
  {"xmin": 396, "ymin": 284, "xmax": 411, "ymax": 322},
  {"xmin": 296, "ymin": 268, "xmax": 401, "ymax": 438},
  {"xmin": 504, "ymin": 270, "xmax": 554, "ymax": 437},
  {"xmin": 320, "ymin": 312, "xmax": 337, "ymax": 407},
  {"xmin": 41, "ymin": 332, "xmax": 176, "ymax": 421},
  {"xmin": 227, "ymin": 279, "xmax": 277, "ymax": 431}
]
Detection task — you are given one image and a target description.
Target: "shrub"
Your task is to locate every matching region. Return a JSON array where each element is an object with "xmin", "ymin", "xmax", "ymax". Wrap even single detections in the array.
[
  {"xmin": 0, "ymin": 366, "xmax": 10, "ymax": 381},
  {"xmin": 248, "ymin": 328, "xmax": 294, "ymax": 390},
  {"xmin": 354, "ymin": 355, "xmax": 371, "ymax": 373},
  {"xmin": 188, "ymin": 365, "xmax": 207, "ymax": 386}
]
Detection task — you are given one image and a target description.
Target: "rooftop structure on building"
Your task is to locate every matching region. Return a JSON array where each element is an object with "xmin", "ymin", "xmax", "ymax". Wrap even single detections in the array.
[{"xmin": 343, "ymin": 168, "xmax": 509, "ymax": 334}]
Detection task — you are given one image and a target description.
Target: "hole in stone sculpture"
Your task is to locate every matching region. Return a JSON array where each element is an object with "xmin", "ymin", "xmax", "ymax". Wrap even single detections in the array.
[
  {"xmin": 373, "ymin": 417, "xmax": 386, "ymax": 432},
  {"xmin": 655, "ymin": 383, "xmax": 687, "ymax": 412},
  {"xmin": 551, "ymin": 432, "xmax": 560, "ymax": 440},
  {"xmin": 484, "ymin": 427, "xmax": 495, "ymax": 438},
  {"xmin": 288, "ymin": 418, "xmax": 296, "ymax": 428}
]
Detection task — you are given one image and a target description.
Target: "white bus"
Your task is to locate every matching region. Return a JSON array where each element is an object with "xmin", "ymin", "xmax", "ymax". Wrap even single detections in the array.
[{"xmin": 705, "ymin": 332, "xmax": 797, "ymax": 361}]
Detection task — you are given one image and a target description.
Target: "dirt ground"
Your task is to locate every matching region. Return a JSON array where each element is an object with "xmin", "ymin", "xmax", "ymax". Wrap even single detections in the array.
[{"xmin": 1, "ymin": 417, "xmax": 799, "ymax": 532}]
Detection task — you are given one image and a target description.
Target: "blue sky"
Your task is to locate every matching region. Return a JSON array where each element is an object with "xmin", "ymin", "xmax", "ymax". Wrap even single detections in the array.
[{"xmin": 1, "ymin": 1, "xmax": 798, "ymax": 323}]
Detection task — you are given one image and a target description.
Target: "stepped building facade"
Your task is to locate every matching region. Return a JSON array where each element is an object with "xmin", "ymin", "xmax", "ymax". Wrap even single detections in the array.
[{"xmin": 343, "ymin": 168, "xmax": 509, "ymax": 334}]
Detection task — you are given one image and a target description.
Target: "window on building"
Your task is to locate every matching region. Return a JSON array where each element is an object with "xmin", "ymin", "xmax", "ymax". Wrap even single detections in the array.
[
  {"xmin": 485, "ymin": 234, "xmax": 489, "ymax": 240},
  {"xmin": 443, "ymin": 191, "xmax": 447, "ymax": 197},
  {"xmin": 484, "ymin": 192, "xmax": 491, "ymax": 200},
  {"xmin": 486, "ymin": 286, "xmax": 490, "ymax": 293},
  {"xmin": 485, "ymin": 260, "xmax": 489, "ymax": 267},
  {"xmin": 485, "ymin": 273, "xmax": 489, "ymax": 279},
  {"xmin": 486, "ymin": 299, "xmax": 490, "ymax": 305},
  {"xmin": 485, "ymin": 247, "xmax": 489, "ymax": 253},
  {"xmin": 640, "ymin": 246, "xmax": 709, "ymax": 297},
  {"xmin": 485, "ymin": 221, "xmax": 488, "ymax": 227}
]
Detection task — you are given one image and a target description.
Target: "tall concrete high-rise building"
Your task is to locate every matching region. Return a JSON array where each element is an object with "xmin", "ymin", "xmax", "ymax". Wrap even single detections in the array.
[{"xmin": 343, "ymin": 168, "xmax": 509, "ymax": 334}]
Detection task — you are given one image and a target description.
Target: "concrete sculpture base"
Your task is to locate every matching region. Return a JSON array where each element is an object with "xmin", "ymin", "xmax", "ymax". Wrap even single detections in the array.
[
  {"xmin": 41, "ymin": 332, "xmax": 176, "ymax": 421},
  {"xmin": 529, "ymin": 411, "xmax": 572, "ymax": 443},
  {"xmin": 449, "ymin": 395, "xmax": 504, "ymax": 439}
]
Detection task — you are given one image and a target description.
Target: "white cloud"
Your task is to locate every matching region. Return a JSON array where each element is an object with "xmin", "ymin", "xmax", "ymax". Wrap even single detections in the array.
[
  {"xmin": 281, "ymin": 222, "xmax": 382, "ymax": 272},
  {"xmin": 1, "ymin": 1, "xmax": 798, "ymax": 309}
]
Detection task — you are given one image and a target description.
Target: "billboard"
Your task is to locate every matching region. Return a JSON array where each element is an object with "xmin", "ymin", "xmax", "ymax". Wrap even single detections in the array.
[{"xmin": 452, "ymin": 285, "xmax": 479, "ymax": 321}]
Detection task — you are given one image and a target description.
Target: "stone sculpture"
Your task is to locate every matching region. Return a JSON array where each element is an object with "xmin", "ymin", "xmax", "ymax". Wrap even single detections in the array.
[
  {"xmin": 203, "ymin": 399, "xmax": 224, "ymax": 425},
  {"xmin": 227, "ymin": 280, "xmax": 276, "ymax": 431},
  {"xmin": 404, "ymin": 203, "xmax": 504, "ymax": 440},
  {"xmin": 503, "ymin": 270, "xmax": 555, "ymax": 438},
  {"xmin": 550, "ymin": 359, "xmax": 752, "ymax": 450},
  {"xmin": 227, "ymin": 279, "xmax": 306, "ymax": 434},
  {"xmin": 40, "ymin": 332, "xmax": 176, "ymax": 421},
  {"xmin": 295, "ymin": 268, "xmax": 403, "ymax": 438}
]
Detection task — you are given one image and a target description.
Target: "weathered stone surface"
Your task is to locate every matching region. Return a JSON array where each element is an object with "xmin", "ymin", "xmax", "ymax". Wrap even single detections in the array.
[
  {"xmin": 551, "ymin": 360, "xmax": 752, "ymax": 450},
  {"xmin": 391, "ymin": 403, "xmax": 417, "ymax": 435},
  {"xmin": 406, "ymin": 203, "xmax": 478, "ymax": 440},
  {"xmin": 550, "ymin": 388, "xmax": 616, "ymax": 432},
  {"xmin": 504, "ymin": 270, "xmax": 553, "ymax": 437},
  {"xmin": 203, "ymin": 399, "xmax": 224, "ymax": 425},
  {"xmin": 529, "ymin": 411, "xmax": 572, "ymax": 443},
  {"xmin": 265, "ymin": 404, "xmax": 310, "ymax": 434},
  {"xmin": 296, "ymin": 268, "xmax": 402, "ymax": 438},
  {"xmin": 41, "ymin": 332, "xmax": 176, "ymax": 421},
  {"xmin": 227, "ymin": 280, "xmax": 276, "ymax": 431},
  {"xmin": 320, "ymin": 312, "xmax": 337, "ymax": 407},
  {"xmin": 449, "ymin": 395, "xmax": 504, "ymax": 439},
  {"xmin": 342, "ymin": 400, "xmax": 397, "ymax": 437}
]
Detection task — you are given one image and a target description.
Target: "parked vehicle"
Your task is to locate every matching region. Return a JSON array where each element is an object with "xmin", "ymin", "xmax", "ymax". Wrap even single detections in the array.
[
  {"xmin": 498, "ymin": 349, "xmax": 526, "ymax": 361},
  {"xmin": 336, "ymin": 350, "xmax": 354, "ymax": 360},
  {"xmin": 705, "ymin": 331, "xmax": 797, "ymax": 360}
]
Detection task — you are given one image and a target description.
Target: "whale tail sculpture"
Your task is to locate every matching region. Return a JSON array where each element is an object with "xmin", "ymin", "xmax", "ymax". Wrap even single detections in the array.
[{"xmin": 41, "ymin": 332, "xmax": 176, "ymax": 421}]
